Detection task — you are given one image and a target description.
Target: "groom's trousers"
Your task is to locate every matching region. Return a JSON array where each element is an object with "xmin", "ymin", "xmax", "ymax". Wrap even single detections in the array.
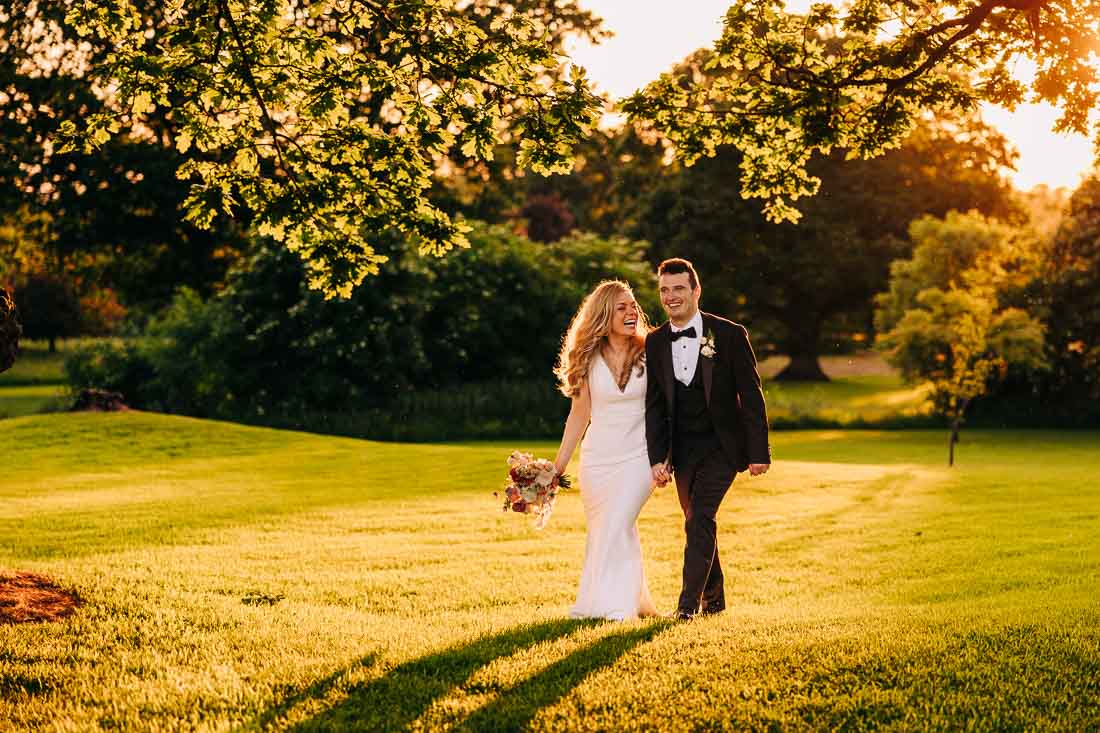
[{"xmin": 674, "ymin": 448, "xmax": 737, "ymax": 614}]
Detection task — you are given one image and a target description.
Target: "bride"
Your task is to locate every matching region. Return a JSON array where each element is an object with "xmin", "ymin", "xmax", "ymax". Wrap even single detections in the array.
[{"xmin": 553, "ymin": 280, "xmax": 658, "ymax": 621}]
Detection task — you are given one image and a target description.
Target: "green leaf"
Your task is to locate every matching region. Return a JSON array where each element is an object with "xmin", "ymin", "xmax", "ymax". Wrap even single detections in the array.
[
  {"xmin": 131, "ymin": 91, "xmax": 155, "ymax": 116},
  {"xmin": 176, "ymin": 130, "xmax": 193, "ymax": 154}
]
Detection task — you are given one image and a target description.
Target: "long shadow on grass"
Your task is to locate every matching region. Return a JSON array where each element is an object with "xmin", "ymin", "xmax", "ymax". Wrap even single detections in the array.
[
  {"xmin": 454, "ymin": 621, "xmax": 667, "ymax": 731},
  {"xmin": 246, "ymin": 617, "xmax": 606, "ymax": 731},
  {"xmin": 254, "ymin": 617, "xmax": 667, "ymax": 732}
]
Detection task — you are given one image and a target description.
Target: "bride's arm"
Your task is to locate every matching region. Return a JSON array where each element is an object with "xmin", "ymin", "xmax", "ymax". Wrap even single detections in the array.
[{"xmin": 553, "ymin": 383, "xmax": 591, "ymax": 476}]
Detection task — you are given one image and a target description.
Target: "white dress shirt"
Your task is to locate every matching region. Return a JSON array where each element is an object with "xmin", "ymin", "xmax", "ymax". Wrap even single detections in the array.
[{"xmin": 670, "ymin": 311, "xmax": 704, "ymax": 386}]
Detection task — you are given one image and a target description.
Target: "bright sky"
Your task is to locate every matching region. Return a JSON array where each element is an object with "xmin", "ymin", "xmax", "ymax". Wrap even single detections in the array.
[{"xmin": 567, "ymin": 0, "xmax": 1096, "ymax": 191}]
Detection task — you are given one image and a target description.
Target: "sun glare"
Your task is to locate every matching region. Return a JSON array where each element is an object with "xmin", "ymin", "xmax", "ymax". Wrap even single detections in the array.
[{"xmin": 569, "ymin": 0, "xmax": 1096, "ymax": 191}]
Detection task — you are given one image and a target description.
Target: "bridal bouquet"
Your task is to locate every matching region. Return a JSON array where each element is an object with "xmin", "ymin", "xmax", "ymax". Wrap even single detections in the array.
[{"xmin": 497, "ymin": 451, "xmax": 572, "ymax": 529}]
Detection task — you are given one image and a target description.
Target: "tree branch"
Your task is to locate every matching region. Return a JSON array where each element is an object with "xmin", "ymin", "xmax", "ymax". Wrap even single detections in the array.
[
  {"xmin": 881, "ymin": 2, "xmax": 997, "ymax": 95},
  {"xmin": 214, "ymin": 0, "xmax": 297, "ymax": 184}
]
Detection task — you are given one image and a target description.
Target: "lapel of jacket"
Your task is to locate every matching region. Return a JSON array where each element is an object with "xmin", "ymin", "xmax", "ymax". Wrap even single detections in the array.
[
  {"xmin": 700, "ymin": 313, "xmax": 714, "ymax": 405},
  {"xmin": 658, "ymin": 322, "xmax": 676, "ymax": 413}
]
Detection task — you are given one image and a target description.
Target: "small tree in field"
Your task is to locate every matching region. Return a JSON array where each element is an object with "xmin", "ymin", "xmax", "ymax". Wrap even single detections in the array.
[
  {"xmin": 15, "ymin": 272, "xmax": 82, "ymax": 354},
  {"xmin": 879, "ymin": 290, "xmax": 1045, "ymax": 464},
  {"xmin": 875, "ymin": 212, "xmax": 1046, "ymax": 464}
]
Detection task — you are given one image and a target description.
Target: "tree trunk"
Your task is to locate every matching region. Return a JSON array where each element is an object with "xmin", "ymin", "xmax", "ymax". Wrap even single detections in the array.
[
  {"xmin": 774, "ymin": 347, "xmax": 827, "ymax": 383},
  {"xmin": 774, "ymin": 351, "xmax": 829, "ymax": 382},
  {"xmin": 48, "ymin": 336, "xmax": 57, "ymax": 354},
  {"xmin": 775, "ymin": 317, "xmax": 829, "ymax": 381},
  {"xmin": 947, "ymin": 399, "xmax": 969, "ymax": 467}
]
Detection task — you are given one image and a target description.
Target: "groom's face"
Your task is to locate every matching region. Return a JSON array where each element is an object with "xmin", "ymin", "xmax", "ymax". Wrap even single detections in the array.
[{"xmin": 658, "ymin": 272, "xmax": 700, "ymax": 324}]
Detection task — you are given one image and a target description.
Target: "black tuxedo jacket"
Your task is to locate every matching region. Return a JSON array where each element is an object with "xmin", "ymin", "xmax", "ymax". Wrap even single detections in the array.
[{"xmin": 644, "ymin": 312, "xmax": 771, "ymax": 473}]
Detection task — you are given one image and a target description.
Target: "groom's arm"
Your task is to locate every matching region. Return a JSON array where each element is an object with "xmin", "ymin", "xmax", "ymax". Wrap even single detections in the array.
[
  {"xmin": 644, "ymin": 336, "xmax": 670, "ymax": 470},
  {"xmin": 729, "ymin": 324, "xmax": 771, "ymax": 466}
]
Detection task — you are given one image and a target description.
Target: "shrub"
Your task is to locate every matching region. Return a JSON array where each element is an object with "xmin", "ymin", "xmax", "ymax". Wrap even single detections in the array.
[{"xmin": 63, "ymin": 222, "xmax": 655, "ymax": 439}]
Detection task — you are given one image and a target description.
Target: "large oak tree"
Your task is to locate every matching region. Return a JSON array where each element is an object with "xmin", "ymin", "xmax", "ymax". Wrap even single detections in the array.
[
  {"xmin": 59, "ymin": 0, "xmax": 604, "ymax": 297},
  {"xmin": 1, "ymin": 0, "xmax": 249, "ymax": 309},
  {"xmin": 1034, "ymin": 175, "xmax": 1100, "ymax": 406}
]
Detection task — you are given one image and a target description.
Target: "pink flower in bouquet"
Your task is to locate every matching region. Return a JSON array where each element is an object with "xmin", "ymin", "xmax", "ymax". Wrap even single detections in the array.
[{"xmin": 499, "ymin": 450, "xmax": 572, "ymax": 529}]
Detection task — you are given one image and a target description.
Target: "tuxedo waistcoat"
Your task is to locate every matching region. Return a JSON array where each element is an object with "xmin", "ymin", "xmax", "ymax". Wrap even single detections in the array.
[{"xmin": 671, "ymin": 361, "xmax": 720, "ymax": 470}]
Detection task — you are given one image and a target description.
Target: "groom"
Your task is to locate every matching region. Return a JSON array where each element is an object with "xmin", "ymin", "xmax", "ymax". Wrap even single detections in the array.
[{"xmin": 645, "ymin": 258, "xmax": 771, "ymax": 620}]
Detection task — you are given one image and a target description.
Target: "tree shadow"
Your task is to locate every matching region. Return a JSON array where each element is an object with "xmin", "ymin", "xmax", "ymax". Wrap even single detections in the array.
[
  {"xmin": 248, "ymin": 617, "xmax": 616, "ymax": 732},
  {"xmin": 246, "ymin": 652, "xmax": 379, "ymax": 732},
  {"xmin": 454, "ymin": 621, "xmax": 668, "ymax": 732}
]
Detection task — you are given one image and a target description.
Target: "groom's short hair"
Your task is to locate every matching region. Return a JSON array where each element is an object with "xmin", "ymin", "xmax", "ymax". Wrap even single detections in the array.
[{"xmin": 657, "ymin": 258, "xmax": 699, "ymax": 290}]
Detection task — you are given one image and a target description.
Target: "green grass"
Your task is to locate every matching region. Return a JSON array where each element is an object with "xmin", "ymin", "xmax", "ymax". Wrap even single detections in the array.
[
  {"xmin": 3, "ymin": 412, "xmax": 1098, "ymax": 731},
  {"xmin": 0, "ymin": 339, "xmax": 68, "ymax": 387},
  {"xmin": 760, "ymin": 353, "xmax": 936, "ymax": 426},
  {"xmin": 765, "ymin": 375, "xmax": 933, "ymax": 425},
  {"xmin": 0, "ymin": 339, "xmax": 71, "ymax": 419},
  {"xmin": 0, "ymin": 384, "xmax": 67, "ymax": 419}
]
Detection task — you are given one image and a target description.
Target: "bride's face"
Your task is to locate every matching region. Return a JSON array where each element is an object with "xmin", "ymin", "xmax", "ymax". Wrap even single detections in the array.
[{"xmin": 608, "ymin": 293, "xmax": 640, "ymax": 339}]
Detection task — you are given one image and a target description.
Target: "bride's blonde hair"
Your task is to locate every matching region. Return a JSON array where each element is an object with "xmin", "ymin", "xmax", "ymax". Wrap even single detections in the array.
[{"xmin": 555, "ymin": 280, "xmax": 649, "ymax": 398}]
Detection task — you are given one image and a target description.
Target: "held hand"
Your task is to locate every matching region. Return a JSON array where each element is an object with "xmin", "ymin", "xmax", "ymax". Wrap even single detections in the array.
[
  {"xmin": 651, "ymin": 462, "xmax": 671, "ymax": 487},
  {"xmin": 748, "ymin": 463, "xmax": 770, "ymax": 476}
]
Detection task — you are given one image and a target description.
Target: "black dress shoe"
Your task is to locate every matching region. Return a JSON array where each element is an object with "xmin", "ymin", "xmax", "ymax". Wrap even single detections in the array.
[
  {"xmin": 668, "ymin": 608, "xmax": 697, "ymax": 621},
  {"xmin": 700, "ymin": 603, "xmax": 725, "ymax": 616}
]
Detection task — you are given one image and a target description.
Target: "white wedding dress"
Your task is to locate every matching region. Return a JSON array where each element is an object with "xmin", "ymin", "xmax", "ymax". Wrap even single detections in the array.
[{"xmin": 570, "ymin": 354, "xmax": 657, "ymax": 621}]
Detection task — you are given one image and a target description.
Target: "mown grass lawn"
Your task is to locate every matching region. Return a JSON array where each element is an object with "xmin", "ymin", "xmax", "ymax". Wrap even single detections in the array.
[
  {"xmin": 758, "ymin": 354, "xmax": 933, "ymax": 426},
  {"xmin": 2, "ymin": 412, "xmax": 1099, "ymax": 731},
  {"xmin": 764, "ymin": 375, "xmax": 932, "ymax": 425},
  {"xmin": 0, "ymin": 340, "xmax": 69, "ymax": 386},
  {"xmin": 0, "ymin": 384, "xmax": 67, "ymax": 420},
  {"xmin": 0, "ymin": 340, "xmax": 69, "ymax": 419}
]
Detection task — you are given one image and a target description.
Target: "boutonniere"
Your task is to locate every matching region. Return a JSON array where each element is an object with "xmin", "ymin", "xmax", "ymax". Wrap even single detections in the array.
[{"xmin": 700, "ymin": 329, "xmax": 717, "ymax": 359}]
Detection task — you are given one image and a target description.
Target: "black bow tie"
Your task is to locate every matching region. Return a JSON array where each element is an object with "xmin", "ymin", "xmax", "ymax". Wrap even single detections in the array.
[{"xmin": 670, "ymin": 326, "xmax": 697, "ymax": 341}]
